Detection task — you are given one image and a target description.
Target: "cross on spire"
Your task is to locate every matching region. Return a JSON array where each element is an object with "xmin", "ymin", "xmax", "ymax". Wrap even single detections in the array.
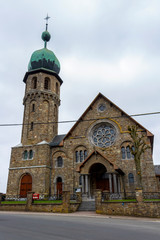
[{"xmin": 44, "ymin": 14, "xmax": 50, "ymax": 31}]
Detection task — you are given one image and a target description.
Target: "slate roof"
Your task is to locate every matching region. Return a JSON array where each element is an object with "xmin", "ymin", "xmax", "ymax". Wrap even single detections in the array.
[
  {"xmin": 154, "ymin": 165, "xmax": 160, "ymax": 176},
  {"xmin": 49, "ymin": 134, "xmax": 66, "ymax": 147}
]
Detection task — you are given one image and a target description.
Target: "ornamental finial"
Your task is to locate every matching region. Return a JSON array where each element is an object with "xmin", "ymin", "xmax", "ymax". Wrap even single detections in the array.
[{"xmin": 44, "ymin": 14, "xmax": 50, "ymax": 31}]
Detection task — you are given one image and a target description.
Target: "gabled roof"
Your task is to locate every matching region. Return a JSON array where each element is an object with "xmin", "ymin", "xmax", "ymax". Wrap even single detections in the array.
[
  {"xmin": 77, "ymin": 150, "xmax": 124, "ymax": 175},
  {"xmin": 63, "ymin": 92, "xmax": 154, "ymax": 149},
  {"xmin": 49, "ymin": 134, "xmax": 66, "ymax": 147}
]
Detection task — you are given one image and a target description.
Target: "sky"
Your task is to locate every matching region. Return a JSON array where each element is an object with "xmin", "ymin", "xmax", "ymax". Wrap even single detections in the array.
[{"xmin": 0, "ymin": 0, "xmax": 160, "ymax": 193}]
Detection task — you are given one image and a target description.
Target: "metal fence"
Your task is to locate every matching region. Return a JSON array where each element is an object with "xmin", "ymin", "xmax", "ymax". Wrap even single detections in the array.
[
  {"xmin": 2, "ymin": 195, "xmax": 27, "ymax": 202},
  {"xmin": 102, "ymin": 192, "xmax": 136, "ymax": 201},
  {"xmin": 142, "ymin": 192, "xmax": 160, "ymax": 200}
]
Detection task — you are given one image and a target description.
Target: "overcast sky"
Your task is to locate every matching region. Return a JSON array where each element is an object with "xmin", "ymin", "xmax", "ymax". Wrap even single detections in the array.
[{"xmin": 0, "ymin": 0, "xmax": 160, "ymax": 193}]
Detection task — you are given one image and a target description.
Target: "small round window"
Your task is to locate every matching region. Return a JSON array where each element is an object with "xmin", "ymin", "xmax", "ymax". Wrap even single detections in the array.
[
  {"xmin": 98, "ymin": 103, "xmax": 106, "ymax": 112},
  {"xmin": 91, "ymin": 123, "xmax": 116, "ymax": 148}
]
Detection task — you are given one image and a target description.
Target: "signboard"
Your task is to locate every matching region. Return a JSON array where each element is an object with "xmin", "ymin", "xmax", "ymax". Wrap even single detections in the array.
[{"xmin": 33, "ymin": 193, "xmax": 39, "ymax": 200}]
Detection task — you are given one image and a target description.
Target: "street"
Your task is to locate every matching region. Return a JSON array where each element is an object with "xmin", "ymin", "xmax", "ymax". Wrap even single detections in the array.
[{"xmin": 0, "ymin": 212, "xmax": 160, "ymax": 240}]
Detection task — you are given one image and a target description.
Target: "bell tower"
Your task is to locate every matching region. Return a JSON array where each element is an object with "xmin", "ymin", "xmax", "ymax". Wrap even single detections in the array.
[{"xmin": 21, "ymin": 17, "xmax": 63, "ymax": 145}]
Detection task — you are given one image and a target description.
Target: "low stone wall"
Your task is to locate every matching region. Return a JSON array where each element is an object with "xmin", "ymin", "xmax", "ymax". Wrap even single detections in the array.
[
  {"xmin": 0, "ymin": 204, "xmax": 26, "ymax": 212},
  {"xmin": 97, "ymin": 201, "xmax": 160, "ymax": 218},
  {"xmin": 96, "ymin": 190, "xmax": 160, "ymax": 218},
  {"xmin": 0, "ymin": 192, "xmax": 81, "ymax": 213}
]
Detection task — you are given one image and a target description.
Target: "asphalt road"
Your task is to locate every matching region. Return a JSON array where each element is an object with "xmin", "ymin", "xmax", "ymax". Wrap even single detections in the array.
[{"xmin": 0, "ymin": 212, "xmax": 160, "ymax": 240}]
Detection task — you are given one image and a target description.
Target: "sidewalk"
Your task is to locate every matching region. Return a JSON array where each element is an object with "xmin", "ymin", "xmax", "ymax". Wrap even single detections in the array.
[{"xmin": 0, "ymin": 210, "xmax": 160, "ymax": 222}]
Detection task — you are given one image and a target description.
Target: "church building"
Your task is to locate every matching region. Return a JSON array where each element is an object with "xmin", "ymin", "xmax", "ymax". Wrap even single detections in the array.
[{"xmin": 6, "ymin": 22, "xmax": 158, "ymax": 199}]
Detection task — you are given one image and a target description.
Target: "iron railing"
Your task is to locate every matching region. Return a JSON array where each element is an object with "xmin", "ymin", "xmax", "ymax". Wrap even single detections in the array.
[
  {"xmin": 102, "ymin": 192, "xmax": 136, "ymax": 201},
  {"xmin": 142, "ymin": 192, "xmax": 160, "ymax": 200}
]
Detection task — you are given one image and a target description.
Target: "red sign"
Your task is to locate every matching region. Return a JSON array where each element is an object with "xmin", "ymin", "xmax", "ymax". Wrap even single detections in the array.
[{"xmin": 33, "ymin": 193, "xmax": 39, "ymax": 200}]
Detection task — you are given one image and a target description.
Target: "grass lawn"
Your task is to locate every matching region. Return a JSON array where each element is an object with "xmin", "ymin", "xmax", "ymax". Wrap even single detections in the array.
[
  {"xmin": 103, "ymin": 199, "xmax": 137, "ymax": 202},
  {"xmin": 1, "ymin": 201, "xmax": 26, "ymax": 204},
  {"xmin": 34, "ymin": 200, "xmax": 62, "ymax": 204}
]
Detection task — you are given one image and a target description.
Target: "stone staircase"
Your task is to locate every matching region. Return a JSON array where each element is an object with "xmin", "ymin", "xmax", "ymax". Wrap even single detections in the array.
[{"xmin": 78, "ymin": 200, "xmax": 96, "ymax": 211}]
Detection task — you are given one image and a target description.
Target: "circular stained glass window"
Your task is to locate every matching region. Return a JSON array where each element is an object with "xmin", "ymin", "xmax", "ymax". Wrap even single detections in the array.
[{"xmin": 91, "ymin": 123, "xmax": 116, "ymax": 148}]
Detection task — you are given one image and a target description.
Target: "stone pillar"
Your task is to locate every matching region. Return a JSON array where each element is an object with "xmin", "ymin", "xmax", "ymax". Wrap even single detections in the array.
[
  {"xmin": 117, "ymin": 176, "xmax": 121, "ymax": 193},
  {"xmin": 95, "ymin": 190, "xmax": 102, "ymax": 213},
  {"xmin": 62, "ymin": 191, "xmax": 70, "ymax": 213},
  {"xmin": 88, "ymin": 175, "xmax": 91, "ymax": 198},
  {"xmin": 76, "ymin": 192, "xmax": 82, "ymax": 203},
  {"xmin": 25, "ymin": 192, "xmax": 34, "ymax": 211},
  {"xmin": 85, "ymin": 175, "xmax": 88, "ymax": 194},
  {"xmin": 109, "ymin": 174, "xmax": 112, "ymax": 193},
  {"xmin": 54, "ymin": 183, "xmax": 56, "ymax": 194},
  {"xmin": 136, "ymin": 189, "xmax": 143, "ymax": 202},
  {"xmin": 82, "ymin": 175, "xmax": 85, "ymax": 193},
  {"xmin": 113, "ymin": 174, "xmax": 118, "ymax": 193}
]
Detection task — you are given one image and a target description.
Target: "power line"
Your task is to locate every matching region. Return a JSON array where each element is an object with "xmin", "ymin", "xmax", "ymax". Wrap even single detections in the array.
[{"xmin": 0, "ymin": 111, "xmax": 160, "ymax": 127}]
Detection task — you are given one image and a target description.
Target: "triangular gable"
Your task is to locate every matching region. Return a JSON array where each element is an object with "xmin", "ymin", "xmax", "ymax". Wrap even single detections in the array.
[
  {"xmin": 63, "ymin": 93, "xmax": 153, "ymax": 143},
  {"xmin": 77, "ymin": 150, "xmax": 124, "ymax": 175}
]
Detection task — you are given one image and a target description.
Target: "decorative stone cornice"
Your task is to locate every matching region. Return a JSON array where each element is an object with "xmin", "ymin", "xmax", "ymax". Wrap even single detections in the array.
[{"xmin": 23, "ymin": 90, "xmax": 60, "ymax": 106}]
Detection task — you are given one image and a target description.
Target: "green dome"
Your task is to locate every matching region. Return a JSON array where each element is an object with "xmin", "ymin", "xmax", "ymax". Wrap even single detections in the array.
[{"xmin": 28, "ymin": 48, "xmax": 60, "ymax": 74}]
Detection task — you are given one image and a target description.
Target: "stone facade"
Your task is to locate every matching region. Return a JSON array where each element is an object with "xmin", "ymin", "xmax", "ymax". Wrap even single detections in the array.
[{"xmin": 6, "ymin": 31, "xmax": 159, "ymax": 199}]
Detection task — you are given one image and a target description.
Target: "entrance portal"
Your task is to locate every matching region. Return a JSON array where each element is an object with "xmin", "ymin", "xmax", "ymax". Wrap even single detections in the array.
[
  {"xmin": 89, "ymin": 163, "xmax": 109, "ymax": 196},
  {"xmin": 20, "ymin": 173, "xmax": 32, "ymax": 198},
  {"xmin": 56, "ymin": 177, "xmax": 62, "ymax": 195}
]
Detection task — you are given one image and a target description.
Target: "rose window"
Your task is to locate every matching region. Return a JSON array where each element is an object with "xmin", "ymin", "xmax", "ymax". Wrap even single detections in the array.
[{"xmin": 92, "ymin": 123, "xmax": 116, "ymax": 148}]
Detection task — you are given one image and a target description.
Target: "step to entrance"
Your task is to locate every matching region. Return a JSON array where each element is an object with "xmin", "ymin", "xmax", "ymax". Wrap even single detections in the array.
[{"xmin": 78, "ymin": 201, "xmax": 96, "ymax": 211}]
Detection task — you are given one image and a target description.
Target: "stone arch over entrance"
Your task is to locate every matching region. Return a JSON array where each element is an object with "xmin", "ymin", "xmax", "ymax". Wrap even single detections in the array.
[
  {"xmin": 20, "ymin": 173, "xmax": 32, "ymax": 198},
  {"xmin": 89, "ymin": 163, "xmax": 109, "ymax": 196}
]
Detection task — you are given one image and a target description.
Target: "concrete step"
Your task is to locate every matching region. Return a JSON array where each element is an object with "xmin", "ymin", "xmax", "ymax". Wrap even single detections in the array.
[{"xmin": 78, "ymin": 201, "xmax": 96, "ymax": 211}]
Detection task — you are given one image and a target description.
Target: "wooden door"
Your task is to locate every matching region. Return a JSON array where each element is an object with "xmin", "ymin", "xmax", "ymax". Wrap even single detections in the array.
[
  {"xmin": 20, "ymin": 174, "xmax": 32, "ymax": 197},
  {"xmin": 96, "ymin": 179, "xmax": 109, "ymax": 191},
  {"xmin": 57, "ymin": 182, "xmax": 62, "ymax": 195}
]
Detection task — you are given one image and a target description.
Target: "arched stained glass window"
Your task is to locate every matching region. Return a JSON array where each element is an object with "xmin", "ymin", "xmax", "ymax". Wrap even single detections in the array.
[
  {"xmin": 57, "ymin": 156, "xmax": 63, "ymax": 167},
  {"xmin": 128, "ymin": 173, "xmax": 134, "ymax": 184},
  {"xmin": 80, "ymin": 150, "xmax": 83, "ymax": 162},
  {"xmin": 121, "ymin": 147, "xmax": 126, "ymax": 159},
  {"xmin": 131, "ymin": 146, "xmax": 135, "ymax": 158},
  {"xmin": 75, "ymin": 151, "xmax": 79, "ymax": 163},
  {"xmin": 126, "ymin": 146, "xmax": 131, "ymax": 159},
  {"xmin": 84, "ymin": 150, "xmax": 87, "ymax": 159}
]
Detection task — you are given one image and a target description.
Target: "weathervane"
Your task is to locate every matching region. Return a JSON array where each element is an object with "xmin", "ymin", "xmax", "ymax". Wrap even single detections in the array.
[{"xmin": 44, "ymin": 14, "xmax": 50, "ymax": 31}]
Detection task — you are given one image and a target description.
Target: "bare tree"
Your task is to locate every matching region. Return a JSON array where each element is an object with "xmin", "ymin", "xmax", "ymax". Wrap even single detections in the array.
[{"xmin": 128, "ymin": 125, "xmax": 150, "ymax": 189}]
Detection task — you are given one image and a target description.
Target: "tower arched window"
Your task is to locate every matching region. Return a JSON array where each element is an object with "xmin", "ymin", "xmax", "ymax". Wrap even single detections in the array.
[
  {"xmin": 44, "ymin": 77, "xmax": 50, "ymax": 90},
  {"xmin": 57, "ymin": 156, "xmax": 63, "ymax": 167},
  {"xmin": 56, "ymin": 82, "xmax": 58, "ymax": 94},
  {"xmin": 23, "ymin": 150, "xmax": 28, "ymax": 160},
  {"xmin": 128, "ymin": 173, "xmax": 134, "ymax": 184},
  {"xmin": 30, "ymin": 122, "xmax": 34, "ymax": 131},
  {"xmin": 29, "ymin": 150, "xmax": 33, "ymax": 159},
  {"xmin": 32, "ymin": 77, "xmax": 37, "ymax": 89},
  {"xmin": 32, "ymin": 104, "xmax": 35, "ymax": 112}
]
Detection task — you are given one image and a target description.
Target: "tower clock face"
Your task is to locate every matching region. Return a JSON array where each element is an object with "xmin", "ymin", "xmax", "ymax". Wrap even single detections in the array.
[{"xmin": 91, "ymin": 122, "xmax": 116, "ymax": 148}]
